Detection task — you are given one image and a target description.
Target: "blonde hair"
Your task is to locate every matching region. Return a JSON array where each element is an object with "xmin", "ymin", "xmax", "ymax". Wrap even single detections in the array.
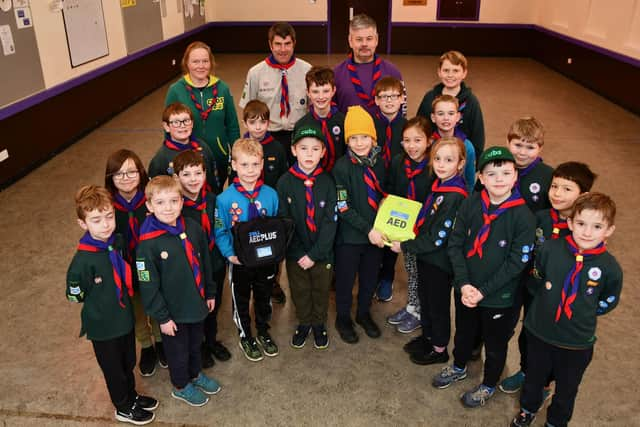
[
  {"xmin": 145, "ymin": 176, "xmax": 181, "ymax": 202},
  {"xmin": 231, "ymin": 138, "xmax": 264, "ymax": 160},
  {"xmin": 75, "ymin": 185, "xmax": 113, "ymax": 220}
]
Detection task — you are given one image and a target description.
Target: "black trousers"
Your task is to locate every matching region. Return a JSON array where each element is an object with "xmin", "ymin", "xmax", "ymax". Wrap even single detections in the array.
[
  {"xmin": 378, "ymin": 246, "xmax": 399, "ymax": 283},
  {"xmin": 334, "ymin": 243, "xmax": 383, "ymax": 320},
  {"xmin": 271, "ymin": 130, "xmax": 294, "ymax": 166},
  {"xmin": 91, "ymin": 330, "xmax": 136, "ymax": 412},
  {"xmin": 521, "ymin": 331, "xmax": 593, "ymax": 427},
  {"xmin": 230, "ymin": 263, "xmax": 276, "ymax": 338},
  {"xmin": 452, "ymin": 297, "xmax": 515, "ymax": 388},
  {"xmin": 162, "ymin": 321, "xmax": 204, "ymax": 389},
  {"xmin": 417, "ymin": 260, "xmax": 452, "ymax": 348},
  {"xmin": 204, "ymin": 266, "xmax": 226, "ymax": 346}
]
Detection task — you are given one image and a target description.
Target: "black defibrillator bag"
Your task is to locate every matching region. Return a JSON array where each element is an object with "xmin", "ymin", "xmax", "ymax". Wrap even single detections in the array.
[{"xmin": 232, "ymin": 216, "xmax": 294, "ymax": 267}]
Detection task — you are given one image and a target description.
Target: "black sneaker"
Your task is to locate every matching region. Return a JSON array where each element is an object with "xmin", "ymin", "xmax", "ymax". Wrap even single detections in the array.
[
  {"xmin": 257, "ymin": 332, "xmax": 279, "ymax": 357},
  {"xmin": 335, "ymin": 318, "xmax": 359, "ymax": 344},
  {"xmin": 155, "ymin": 342, "xmax": 168, "ymax": 368},
  {"xmin": 291, "ymin": 324, "xmax": 311, "ymax": 349},
  {"xmin": 138, "ymin": 346, "xmax": 157, "ymax": 377},
  {"xmin": 271, "ymin": 283, "xmax": 286, "ymax": 304},
  {"xmin": 312, "ymin": 324, "xmax": 329, "ymax": 349},
  {"xmin": 511, "ymin": 410, "xmax": 536, "ymax": 427},
  {"xmin": 201, "ymin": 343, "xmax": 215, "ymax": 369},
  {"xmin": 403, "ymin": 336, "xmax": 431, "ymax": 355},
  {"xmin": 115, "ymin": 403, "xmax": 155, "ymax": 425},
  {"xmin": 410, "ymin": 348, "xmax": 449, "ymax": 365},
  {"xmin": 355, "ymin": 313, "xmax": 381, "ymax": 338},
  {"xmin": 210, "ymin": 341, "xmax": 232, "ymax": 361},
  {"xmin": 135, "ymin": 395, "xmax": 159, "ymax": 411}
]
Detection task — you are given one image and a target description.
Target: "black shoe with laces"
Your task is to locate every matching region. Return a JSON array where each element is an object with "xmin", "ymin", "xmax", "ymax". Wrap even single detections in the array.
[
  {"xmin": 135, "ymin": 394, "xmax": 159, "ymax": 411},
  {"xmin": 312, "ymin": 324, "xmax": 329, "ymax": 349},
  {"xmin": 335, "ymin": 318, "xmax": 359, "ymax": 344},
  {"xmin": 201, "ymin": 343, "xmax": 215, "ymax": 369},
  {"xmin": 410, "ymin": 348, "xmax": 449, "ymax": 365},
  {"xmin": 138, "ymin": 346, "xmax": 157, "ymax": 377},
  {"xmin": 115, "ymin": 402, "xmax": 155, "ymax": 425},
  {"xmin": 291, "ymin": 324, "xmax": 311, "ymax": 349},
  {"xmin": 355, "ymin": 313, "xmax": 381, "ymax": 338},
  {"xmin": 210, "ymin": 341, "xmax": 232, "ymax": 361},
  {"xmin": 155, "ymin": 342, "xmax": 168, "ymax": 368},
  {"xmin": 511, "ymin": 410, "xmax": 536, "ymax": 427},
  {"xmin": 403, "ymin": 336, "xmax": 431, "ymax": 355}
]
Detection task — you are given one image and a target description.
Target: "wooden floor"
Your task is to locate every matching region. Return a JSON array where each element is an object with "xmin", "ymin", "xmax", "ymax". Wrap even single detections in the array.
[{"xmin": 1, "ymin": 54, "xmax": 639, "ymax": 426}]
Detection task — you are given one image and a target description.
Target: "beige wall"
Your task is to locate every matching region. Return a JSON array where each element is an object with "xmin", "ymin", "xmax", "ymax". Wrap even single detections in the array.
[
  {"xmin": 205, "ymin": 0, "xmax": 327, "ymax": 21},
  {"xmin": 161, "ymin": 0, "xmax": 186, "ymax": 40}
]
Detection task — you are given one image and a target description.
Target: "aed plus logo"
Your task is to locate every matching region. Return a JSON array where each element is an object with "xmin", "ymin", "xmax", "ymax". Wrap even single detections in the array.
[
  {"xmin": 386, "ymin": 210, "xmax": 409, "ymax": 228},
  {"xmin": 248, "ymin": 230, "xmax": 278, "ymax": 243}
]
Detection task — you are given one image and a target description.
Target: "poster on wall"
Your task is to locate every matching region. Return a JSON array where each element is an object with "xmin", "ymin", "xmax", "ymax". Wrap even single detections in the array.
[{"xmin": 62, "ymin": 0, "xmax": 109, "ymax": 67}]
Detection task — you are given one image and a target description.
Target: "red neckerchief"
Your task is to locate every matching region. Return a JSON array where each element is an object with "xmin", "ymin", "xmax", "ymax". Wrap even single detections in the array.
[
  {"xmin": 112, "ymin": 190, "xmax": 146, "ymax": 258},
  {"xmin": 183, "ymin": 187, "xmax": 215, "ymax": 251},
  {"xmin": 549, "ymin": 208, "xmax": 568, "ymax": 239},
  {"xmin": 184, "ymin": 77, "xmax": 218, "ymax": 121},
  {"xmin": 265, "ymin": 54, "xmax": 296, "ymax": 117},
  {"xmin": 347, "ymin": 53, "xmax": 381, "ymax": 107},
  {"xmin": 311, "ymin": 106, "xmax": 339, "ymax": 171},
  {"xmin": 233, "ymin": 177, "xmax": 264, "ymax": 219},
  {"xmin": 288, "ymin": 163, "xmax": 324, "ymax": 232}
]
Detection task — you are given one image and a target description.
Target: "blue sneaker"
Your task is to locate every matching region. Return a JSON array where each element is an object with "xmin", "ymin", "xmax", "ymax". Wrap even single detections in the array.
[
  {"xmin": 461, "ymin": 384, "xmax": 495, "ymax": 408},
  {"xmin": 171, "ymin": 382, "xmax": 209, "ymax": 407},
  {"xmin": 387, "ymin": 308, "xmax": 410, "ymax": 325},
  {"xmin": 432, "ymin": 365, "xmax": 467, "ymax": 389},
  {"xmin": 376, "ymin": 280, "xmax": 393, "ymax": 302},
  {"xmin": 192, "ymin": 372, "xmax": 221, "ymax": 395},
  {"xmin": 499, "ymin": 370, "xmax": 526, "ymax": 393},
  {"xmin": 397, "ymin": 313, "xmax": 421, "ymax": 334}
]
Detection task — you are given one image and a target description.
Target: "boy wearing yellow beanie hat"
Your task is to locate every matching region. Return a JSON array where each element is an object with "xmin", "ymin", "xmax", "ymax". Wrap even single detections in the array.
[{"xmin": 331, "ymin": 105, "xmax": 387, "ymax": 344}]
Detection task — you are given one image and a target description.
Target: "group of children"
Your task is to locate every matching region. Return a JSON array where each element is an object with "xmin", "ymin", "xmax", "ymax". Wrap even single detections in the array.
[{"xmin": 67, "ymin": 49, "xmax": 622, "ymax": 427}]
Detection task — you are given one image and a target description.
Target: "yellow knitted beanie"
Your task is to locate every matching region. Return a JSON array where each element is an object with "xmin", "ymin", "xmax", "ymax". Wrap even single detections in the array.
[{"xmin": 344, "ymin": 105, "xmax": 377, "ymax": 145}]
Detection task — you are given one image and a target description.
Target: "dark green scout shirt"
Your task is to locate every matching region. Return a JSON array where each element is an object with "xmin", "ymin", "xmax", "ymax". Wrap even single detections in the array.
[
  {"xmin": 373, "ymin": 113, "xmax": 407, "ymax": 169},
  {"xmin": 181, "ymin": 191, "xmax": 225, "ymax": 273},
  {"xmin": 387, "ymin": 153, "xmax": 434, "ymax": 200},
  {"xmin": 294, "ymin": 111, "xmax": 346, "ymax": 165},
  {"xmin": 332, "ymin": 153, "xmax": 387, "ymax": 245},
  {"xmin": 261, "ymin": 139, "xmax": 289, "ymax": 188},
  {"xmin": 148, "ymin": 140, "xmax": 222, "ymax": 194},
  {"xmin": 448, "ymin": 192, "xmax": 536, "ymax": 307},
  {"xmin": 518, "ymin": 161, "xmax": 553, "ymax": 212},
  {"xmin": 136, "ymin": 217, "xmax": 215, "ymax": 324},
  {"xmin": 402, "ymin": 191, "xmax": 467, "ymax": 274},
  {"xmin": 114, "ymin": 201, "xmax": 148, "ymax": 290},
  {"xmin": 277, "ymin": 170, "xmax": 337, "ymax": 264},
  {"xmin": 66, "ymin": 234, "xmax": 134, "ymax": 341},
  {"xmin": 525, "ymin": 238, "xmax": 623, "ymax": 349}
]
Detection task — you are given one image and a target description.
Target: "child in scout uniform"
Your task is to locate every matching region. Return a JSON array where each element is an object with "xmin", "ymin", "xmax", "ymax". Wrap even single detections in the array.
[
  {"xmin": 417, "ymin": 50, "xmax": 485, "ymax": 160},
  {"xmin": 67, "ymin": 185, "xmax": 157, "ymax": 425},
  {"xmin": 511, "ymin": 192, "xmax": 622, "ymax": 427},
  {"xmin": 277, "ymin": 125, "xmax": 338, "ymax": 349},
  {"xmin": 432, "ymin": 147, "xmax": 536, "ymax": 409},
  {"xmin": 385, "ymin": 116, "xmax": 434, "ymax": 334},
  {"xmin": 172, "ymin": 151, "xmax": 231, "ymax": 370},
  {"xmin": 429, "ymin": 94, "xmax": 476, "ymax": 191},
  {"xmin": 332, "ymin": 105, "xmax": 387, "ymax": 344},
  {"xmin": 393, "ymin": 136, "xmax": 468, "ymax": 365},
  {"xmin": 105, "ymin": 149, "xmax": 166, "ymax": 377},
  {"xmin": 136, "ymin": 176, "xmax": 220, "ymax": 407},
  {"xmin": 214, "ymin": 138, "xmax": 280, "ymax": 362},
  {"xmin": 148, "ymin": 102, "xmax": 222, "ymax": 194},
  {"xmin": 500, "ymin": 162, "xmax": 597, "ymax": 395},
  {"xmin": 372, "ymin": 76, "xmax": 409, "ymax": 302},
  {"xmin": 241, "ymin": 100, "xmax": 288, "ymax": 188},
  {"xmin": 293, "ymin": 66, "xmax": 346, "ymax": 173}
]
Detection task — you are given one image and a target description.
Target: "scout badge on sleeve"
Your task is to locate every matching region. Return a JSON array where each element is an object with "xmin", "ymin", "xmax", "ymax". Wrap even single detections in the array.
[{"xmin": 373, "ymin": 195, "xmax": 423, "ymax": 243}]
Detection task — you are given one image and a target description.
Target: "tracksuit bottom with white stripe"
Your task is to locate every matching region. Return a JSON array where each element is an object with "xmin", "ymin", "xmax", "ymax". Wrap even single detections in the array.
[{"xmin": 230, "ymin": 263, "xmax": 277, "ymax": 338}]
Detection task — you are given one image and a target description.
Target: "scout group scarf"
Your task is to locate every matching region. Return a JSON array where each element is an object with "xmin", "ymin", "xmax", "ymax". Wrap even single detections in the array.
[
  {"xmin": 311, "ymin": 106, "xmax": 339, "ymax": 171},
  {"xmin": 139, "ymin": 215, "xmax": 204, "ymax": 298},
  {"xmin": 349, "ymin": 149, "xmax": 387, "ymax": 211},
  {"xmin": 466, "ymin": 188, "xmax": 525, "ymax": 259},
  {"xmin": 549, "ymin": 208, "xmax": 568, "ymax": 239},
  {"xmin": 233, "ymin": 177, "xmax": 264, "ymax": 220},
  {"xmin": 288, "ymin": 163, "xmax": 324, "ymax": 232},
  {"xmin": 112, "ymin": 191, "xmax": 146, "ymax": 256},
  {"xmin": 243, "ymin": 131, "xmax": 276, "ymax": 182},
  {"xmin": 265, "ymin": 54, "xmax": 296, "ymax": 118},
  {"xmin": 431, "ymin": 128, "xmax": 468, "ymax": 143},
  {"xmin": 556, "ymin": 236, "xmax": 607, "ymax": 322},
  {"xmin": 164, "ymin": 138, "xmax": 201, "ymax": 152},
  {"xmin": 183, "ymin": 188, "xmax": 215, "ymax": 251},
  {"xmin": 404, "ymin": 157, "xmax": 428, "ymax": 201},
  {"xmin": 415, "ymin": 176, "xmax": 468, "ymax": 232},
  {"xmin": 77, "ymin": 233, "xmax": 133, "ymax": 308},
  {"xmin": 184, "ymin": 77, "xmax": 218, "ymax": 121},
  {"xmin": 516, "ymin": 157, "xmax": 542, "ymax": 188},
  {"xmin": 347, "ymin": 53, "xmax": 382, "ymax": 107},
  {"xmin": 376, "ymin": 110, "xmax": 402, "ymax": 169}
]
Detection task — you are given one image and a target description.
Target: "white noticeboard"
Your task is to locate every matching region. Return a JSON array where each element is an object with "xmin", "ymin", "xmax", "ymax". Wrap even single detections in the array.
[{"xmin": 62, "ymin": 0, "xmax": 109, "ymax": 67}]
